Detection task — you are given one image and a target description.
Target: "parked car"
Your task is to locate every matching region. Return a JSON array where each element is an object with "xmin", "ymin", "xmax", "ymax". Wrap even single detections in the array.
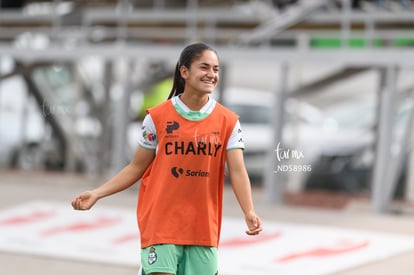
[
  {"xmin": 127, "ymin": 86, "xmax": 371, "ymax": 191},
  {"xmin": 304, "ymin": 98, "xmax": 413, "ymax": 197}
]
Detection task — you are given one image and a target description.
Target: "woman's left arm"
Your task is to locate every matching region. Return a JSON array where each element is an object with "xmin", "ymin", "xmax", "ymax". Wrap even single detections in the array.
[{"xmin": 226, "ymin": 149, "xmax": 263, "ymax": 235}]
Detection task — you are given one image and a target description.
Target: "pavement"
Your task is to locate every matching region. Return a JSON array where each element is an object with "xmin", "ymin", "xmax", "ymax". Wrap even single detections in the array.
[{"xmin": 1, "ymin": 169, "xmax": 414, "ymax": 275}]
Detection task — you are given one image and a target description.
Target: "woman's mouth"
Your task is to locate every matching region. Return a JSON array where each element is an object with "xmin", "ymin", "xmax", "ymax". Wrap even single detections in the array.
[{"xmin": 203, "ymin": 80, "xmax": 214, "ymax": 85}]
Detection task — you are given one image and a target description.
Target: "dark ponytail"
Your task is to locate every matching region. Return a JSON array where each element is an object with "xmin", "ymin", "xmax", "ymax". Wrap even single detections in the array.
[
  {"xmin": 168, "ymin": 42, "xmax": 217, "ymax": 99},
  {"xmin": 168, "ymin": 62, "xmax": 185, "ymax": 99}
]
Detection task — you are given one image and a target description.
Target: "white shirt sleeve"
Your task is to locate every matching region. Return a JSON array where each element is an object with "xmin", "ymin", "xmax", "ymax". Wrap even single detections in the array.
[
  {"xmin": 227, "ymin": 120, "xmax": 245, "ymax": 150},
  {"xmin": 138, "ymin": 114, "xmax": 157, "ymax": 150}
]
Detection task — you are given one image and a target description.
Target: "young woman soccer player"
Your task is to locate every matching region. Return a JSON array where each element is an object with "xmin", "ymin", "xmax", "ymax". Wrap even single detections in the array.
[{"xmin": 71, "ymin": 42, "xmax": 262, "ymax": 275}]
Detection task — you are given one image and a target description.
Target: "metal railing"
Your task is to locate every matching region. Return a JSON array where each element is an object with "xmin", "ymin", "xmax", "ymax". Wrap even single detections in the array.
[{"xmin": 0, "ymin": 0, "xmax": 413, "ymax": 51}]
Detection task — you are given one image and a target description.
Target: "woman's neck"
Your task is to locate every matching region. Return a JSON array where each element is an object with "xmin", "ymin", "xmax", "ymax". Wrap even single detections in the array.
[{"xmin": 179, "ymin": 93, "xmax": 209, "ymax": 111}]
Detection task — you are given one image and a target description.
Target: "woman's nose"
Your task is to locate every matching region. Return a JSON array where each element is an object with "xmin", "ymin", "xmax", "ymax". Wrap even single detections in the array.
[{"xmin": 206, "ymin": 68, "xmax": 215, "ymax": 77}]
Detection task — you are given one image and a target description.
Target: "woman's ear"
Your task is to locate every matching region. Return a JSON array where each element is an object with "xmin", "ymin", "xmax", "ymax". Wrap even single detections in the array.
[{"xmin": 180, "ymin": 65, "xmax": 188, "ymax": 80}]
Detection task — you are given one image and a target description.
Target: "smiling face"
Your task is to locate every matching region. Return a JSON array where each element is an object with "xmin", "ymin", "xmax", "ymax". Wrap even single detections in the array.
[{"xmin": 180, "ymin": 50, "xmax": 220, "ymax": 97}]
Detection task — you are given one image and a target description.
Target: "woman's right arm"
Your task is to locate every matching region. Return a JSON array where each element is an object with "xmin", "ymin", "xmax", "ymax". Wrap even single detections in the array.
[{"xmin": 71, "ymin": 145, "xmax": 155, "ymax": 210}]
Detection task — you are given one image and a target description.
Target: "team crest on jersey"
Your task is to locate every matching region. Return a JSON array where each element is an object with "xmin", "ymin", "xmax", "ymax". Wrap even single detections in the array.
[{"xmin": 148, "ymin": 247, "xmax": 157, "ymax": 265}]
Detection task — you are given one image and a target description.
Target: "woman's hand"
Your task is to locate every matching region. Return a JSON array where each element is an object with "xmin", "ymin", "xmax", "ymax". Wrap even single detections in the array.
[
  {"xmin": 244, "ymin": 211, "xmax": 263, "ymax": 235},
  {"xmin": 71, "ymin": 191, "xmax": 99, "ymax": 211}
]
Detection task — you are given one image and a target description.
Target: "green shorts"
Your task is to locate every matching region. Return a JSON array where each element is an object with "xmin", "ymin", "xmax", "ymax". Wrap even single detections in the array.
[{"xmin": 140, "ymin": 244, "xmax": 218, "ymax": 275}]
